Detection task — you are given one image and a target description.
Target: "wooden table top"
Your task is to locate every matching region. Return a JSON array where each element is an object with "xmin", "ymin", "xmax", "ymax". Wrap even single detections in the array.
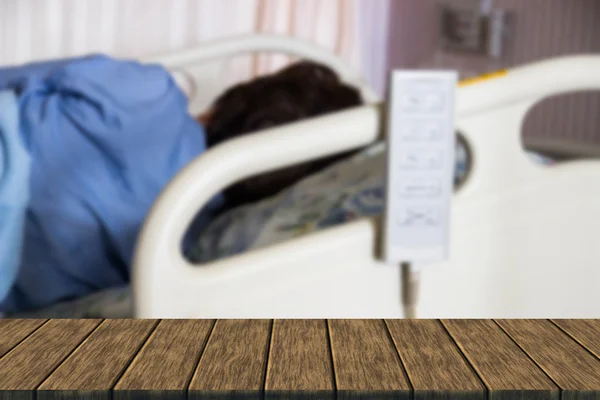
[{"xmin": 0, "ymin": 319, "xmax": 599, "ymax": 399}]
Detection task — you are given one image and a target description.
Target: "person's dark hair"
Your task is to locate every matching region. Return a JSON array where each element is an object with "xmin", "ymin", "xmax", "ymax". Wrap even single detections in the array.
[{"xmin": 204, "ymin": 60, "xmax": 364, "ymax": 208}]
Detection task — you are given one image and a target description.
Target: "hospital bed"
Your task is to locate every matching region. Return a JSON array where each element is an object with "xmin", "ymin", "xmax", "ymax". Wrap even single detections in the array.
[
  {"xmin": 129, "ymin": 35, "xmax": 600, "ymax": 319},
  {"xmin": 3, "ymin": 35, "xmax": 598, "ymax": 319}
]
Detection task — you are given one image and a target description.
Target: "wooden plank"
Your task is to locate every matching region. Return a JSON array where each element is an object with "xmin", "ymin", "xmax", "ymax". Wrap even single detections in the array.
[
  {"xmin": 188, "ymin": 319, "xmax": 271, "ymax": 400},
  {"xmin": 0, "ymin": 319, "xmax": 101, "ymax": 400},
  {"xmin": 386, "ymin": 319, "xmax": 486, "ymax": 400},
  {"xmin": 264, "ymin": 319, "xmax": 335, "ymax": 399},
  {"xmin": 0, "ymin": 319, "xmax": 47, "ymax": 358},
  {"xmin": 36, "ymin": 319, "xmax": 158, "ymax": 400},
  {"xmin": 442, "ymin": 319, "xmax": 559, "ymax": 400},
  {"xmin": 1, "ymin": 318, "xmax": 598, "ymax": 400},
  {"xmin": 113, "ymin": 319, "xmax": 214, "ymax": 400},
  {"xmin": 329, "ymin": 319, "xmax": 411, "ymax": 399},
  {"xmin": 497, "ymin": 319, "xmax": 600, "ymax": 400},
  {"xmin": 552, "ymin": 319, "xmax": 600, "ymax": 360}
]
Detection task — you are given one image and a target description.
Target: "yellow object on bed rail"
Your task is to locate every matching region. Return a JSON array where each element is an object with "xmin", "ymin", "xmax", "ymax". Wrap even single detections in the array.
[{"xmin": 459, "ymin": 69, "xmax": 508, "ymax": 87}]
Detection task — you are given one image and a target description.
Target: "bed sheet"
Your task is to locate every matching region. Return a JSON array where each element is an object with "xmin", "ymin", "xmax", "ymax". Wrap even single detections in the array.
[
  {"xmin": 4, "ymin": 141, "xmax": 555, "ymax": 318},
  {"xmin": 3, "ymin": 286, "xmax": 131, "ymax": 318}
]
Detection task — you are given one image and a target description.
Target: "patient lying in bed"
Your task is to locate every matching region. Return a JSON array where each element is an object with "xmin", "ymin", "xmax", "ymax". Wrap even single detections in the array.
[{"xmin": 0, "ymin": 55, "xmax": 363, "ymax": 315}]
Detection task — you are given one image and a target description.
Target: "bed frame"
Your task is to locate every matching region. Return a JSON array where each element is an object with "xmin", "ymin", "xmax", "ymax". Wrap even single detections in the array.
[{"xmin": 133, "ymin": 35, "xmax": 600, "ymax": 318}]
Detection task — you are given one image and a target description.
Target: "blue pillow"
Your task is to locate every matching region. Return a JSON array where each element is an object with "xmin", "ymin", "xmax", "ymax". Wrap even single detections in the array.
[{"xmin": 0, "ymin": 90, "xmax": 30, "ymax": 304}]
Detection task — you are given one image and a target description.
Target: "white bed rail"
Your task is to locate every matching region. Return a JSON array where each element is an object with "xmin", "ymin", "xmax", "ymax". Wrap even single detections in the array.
[
  {"xmin": 144, "ymin": 34, "xmax": 379, "ymax": 113},
  {"xmin": 134, "ymin": 55, "xmax": 600, "ymax": 318},
  {"xmin": 457, "ymin": 55, "xmax": 600, "ymax": 199}
]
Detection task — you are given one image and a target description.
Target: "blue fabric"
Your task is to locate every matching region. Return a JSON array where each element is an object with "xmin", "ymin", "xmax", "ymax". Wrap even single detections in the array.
[
  {"xmin": 0, "ymin": 55, "xmax": 222, "ymax": 313},
  {"xmin": 0, "ymin": 90, "xmax": 30, "ymax": 304}
]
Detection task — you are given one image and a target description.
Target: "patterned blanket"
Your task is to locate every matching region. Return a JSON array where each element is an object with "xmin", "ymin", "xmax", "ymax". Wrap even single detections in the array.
[{"xmin": 189, "ymin": 143, "xmax": 388, "ymax": 262}]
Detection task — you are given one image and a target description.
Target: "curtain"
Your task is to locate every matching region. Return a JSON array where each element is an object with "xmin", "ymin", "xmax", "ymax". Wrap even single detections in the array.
[
  {"xmin": 356, "ymin": 0, "xmax": 391, "ymax": 98},
  {"xmin": 0, "ymin": 0, "xmax": 390, "ymax": 93}
]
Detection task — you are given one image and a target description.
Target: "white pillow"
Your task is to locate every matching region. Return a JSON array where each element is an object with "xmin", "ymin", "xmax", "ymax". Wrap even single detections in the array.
[{"xmin": 170, "ymin": 70, "xmax": 196, "ymax": 99}]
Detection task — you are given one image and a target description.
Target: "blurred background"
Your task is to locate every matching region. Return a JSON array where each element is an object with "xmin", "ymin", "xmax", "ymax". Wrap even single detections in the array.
[{"xmin": 1, "ymin": 0, "xmax": 599, "ymax": 153}]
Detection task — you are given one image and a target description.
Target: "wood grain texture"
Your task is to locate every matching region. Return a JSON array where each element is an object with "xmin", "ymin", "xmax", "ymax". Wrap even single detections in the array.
[
  {"xmin": 552, "ymin": 319, "xmax": 600, "ymax": 360},
  {"xmin": 0, "ymin": 319, "xmax": 101, "ymax": 396},
  {"xmin": 386, "ymin": 319, "xmax": 486, "ymax": 400},
  {"xmin": 0, "ymin": 319, "xmax": 47, "ymax": 358},
  {"xmin": 496, "ymin": 319, "xmax": 600, "ymax": 400},
  {"xmin": 188, "ymin": 319, "xmax": 271, "ymax": 400},
  {"xmin": 442, "ymin": 320, "xmax": 559, "ymax": 400},
  {"xmin": 3, "ymin": 318, "xmax": 600, "ymax": 400},
  {"xmin": 329, "ymin": 319, "xmax": 411, "ymax": 400},
  {"xmin": 265, "ymin": 320, "xmax": 335, "ymax": 399},
  {"xmin": 113, "ymin": 319, "xmax": 214, "ymax": 400},
  {"xmin": 36, "ymin": 319, "xmax": 158, "ymax": 400}
]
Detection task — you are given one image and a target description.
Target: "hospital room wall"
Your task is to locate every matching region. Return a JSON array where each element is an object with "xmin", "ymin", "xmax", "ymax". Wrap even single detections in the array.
[
  {"xmin": 387, "ymin": 0, "xmax": 600, "ymax": 145},
  {"xmin": 0, "ymin": 0, "xmax": 390, "ymax": 96}
]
